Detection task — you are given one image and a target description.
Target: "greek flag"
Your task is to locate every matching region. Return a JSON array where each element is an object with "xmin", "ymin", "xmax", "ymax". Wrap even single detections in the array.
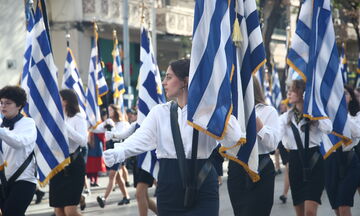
[
  {"xmin": 22, "ymin": 2, "xmax": 70, "ymax": 186},
  {"xmin": 219, "ymin": 0, "xmax": 265, "ymax": 182},
  {"xmin": 356, "ymin": 53, "xmax": 360, "ymax": 88},
  {"xmin": 255, "ymin": 66, "xmax": 264, "ymax": 89},
  {"xmin": 62, "ymin": 47, "xmax": 86, "ymax": 116},
  {"xmin": 188, "ymin": 0, "xmax": 233, "ymax": 139},
  {"xmin": 272, "ymin": 65, "xmax": 282, "ymax": 111},
  {"xmin": 340, "ymin": 43, "xmax": 347, "ymax": 84},
  {"xmin": 86, "ymin": 23, "xmax": 107, "ymax": 128},
  {"xmin": 264, "ymin": 76, "xmax": 273, "ymax": 106},
  {"xmin": 112, "ymin": 32, "xmax": 126, "ymax": 113},
  {"xmin": 289, "ymin": 0, "xmax": 351, "ymax": 158},
  {"xmin": 136, "ymin": 27, "xmax": 165, "ymax": 179}
]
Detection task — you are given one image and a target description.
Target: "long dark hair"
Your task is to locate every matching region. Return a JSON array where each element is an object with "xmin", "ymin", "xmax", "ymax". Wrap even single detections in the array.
[
  {"xmin": 253, "ymin": 76, "xmax": 265, "ymax": 105},
  {"xmin": 109, "ymin": 104, "xmax": 127, "ymax": 122},
  {"xmin": 345, "ymin": 85, "xmax": 360, "ymax": 116},
  {"xmin": 60, "ymin": 89, "xmax": 80, "ymax": 117},
  {"xmin": 169, "ymin": 59, "xmax": 190, "ymax": 81}
]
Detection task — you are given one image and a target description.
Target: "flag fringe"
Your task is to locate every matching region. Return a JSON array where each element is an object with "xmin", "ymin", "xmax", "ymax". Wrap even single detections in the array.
[
  {"xmin": 219, "ymin": 149, "xmax": 260, "ymax": 182},
  {"xmin": 286, "ymin": 59, "xmax": 307, "ymax": 82},
  {"xmin": 38, "ymin": 157, "xmax": 71, "ymax": 187},
  {"xmin": 187, "ymin": 105, "xmax": 233, "ymax": 141}
]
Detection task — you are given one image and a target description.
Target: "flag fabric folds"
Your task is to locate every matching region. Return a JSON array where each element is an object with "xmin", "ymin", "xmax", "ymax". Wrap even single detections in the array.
[
  {"xmin": 356, "ymin": 53, "xmax": 360, "ymax": 88},
  {"xmin": 136, "ymin": 27, "xmax": 165, "ymax": 179},
  {"xmin": 272, "ymin": 65, "xmax": 282, "ymax": 111},
  {"xmin": 21, "ymin": 2, "xmax": 70, "ymax": 186},
  {"xmin": 264, "ymin": 75, "xmax": 273, "ymax": 106},
  {"xmin": 112, "ymin": 31, "xmax": 126, "ymax": 114},
  {"xmin": 288, "ymin": 0, "xmax": 351, "ymax": 158},
  {"xmin": 62, "ymin": 47, "xmax": 86, "ymax": 116},
  {"xmin": 188, "ymin": 0, "xmax": 233, "ymax": 139},
  {"xmin": 85, "ymin": 23, "xmax": 108, "ymax": 128},
  {"xmin": 339, "ymin": 43, "xmax": 348, "ymax": 84},
  {"xmin": 218, "ymin": 0, "xmax": 266, "ymax": 182}
]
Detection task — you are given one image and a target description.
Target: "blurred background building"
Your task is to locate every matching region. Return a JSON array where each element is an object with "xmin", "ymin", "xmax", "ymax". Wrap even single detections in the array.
[{"xmin": 0, "ymin": 0, "xmax": 359, "ymax": 102}]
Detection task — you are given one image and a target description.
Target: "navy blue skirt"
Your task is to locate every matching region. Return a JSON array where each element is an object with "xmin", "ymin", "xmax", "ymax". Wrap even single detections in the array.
[
  {"xmin": 325, "ymin": 151, "xmax": 360, "ymax": 209},
  {"xmin": 156, "ymin": 159, "xmax": 219, "ymax": 216}
]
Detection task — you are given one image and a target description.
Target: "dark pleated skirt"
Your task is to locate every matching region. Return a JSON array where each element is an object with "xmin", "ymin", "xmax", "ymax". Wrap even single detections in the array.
[
  {"xmin": 227, "ymin": 154, "xmax": 275, "ymax": 216},
  {"xmin": 156, "ymin": 159, "xmax": 219, "ymax": 216},
  {"xmin": 288, "ymin": 147, "xmax": 324, "ymax": 206},
  {"xmin": 49, "ymin": 155, "xmax": 85, "ymax": 207},
  {"xmin": 325, "ymin": 151, "xmax": 360, "ymax": 209}
]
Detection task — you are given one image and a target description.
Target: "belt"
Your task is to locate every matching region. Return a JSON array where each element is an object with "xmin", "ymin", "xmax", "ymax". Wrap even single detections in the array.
[{"xmin": 70, "ymin": 147, "xmax": 81, "ymax": 162}]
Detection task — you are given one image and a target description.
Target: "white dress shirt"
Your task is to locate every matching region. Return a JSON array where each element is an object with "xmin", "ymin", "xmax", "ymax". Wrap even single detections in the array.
[
  {"xmin": 65, "ymin": 113, "xmax": 88, "ymax": 154},
  {"xmin": 279, "ymin": 110, "xmax": 333, "ymax": 150},
  {"xmin": 343, "ymin": 112, "xmax": 360, "ymax": 151},
  {"xmin": 93, "ymin": 120, "xmax": 130, "ymax": 141},
  {"xmin": 113, "ymin": 102, "xmax": 243, "ymax": 161},
  {"xmin": 0, "ymin": 117, "xmax": 37, "ymax": 184},
  {"xmin": 256, "ymin": 104, "xmax": 281, "ymax": 154}
]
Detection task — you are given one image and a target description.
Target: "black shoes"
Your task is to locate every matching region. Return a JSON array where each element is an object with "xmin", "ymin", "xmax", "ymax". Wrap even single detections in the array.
[
  {"xmin": 90, "ymin": 182, "xmax": 100, "ymax": 187},
  {"xmin": 125, "ymin": 181, "xmax": 131, "ymax": 187},
  {"xmin": 117, "ymin": 197, "xmax": 130, "ymax": 205},
  {"xmin": 97, "ymin": 196, "xmax": 106, "ymax": 208},
  {"xmin": 80, "ymin": 195, "xmax": 86, "ymax": 210},
  {"xmin": 279, "ymin": 195, "xmax": 287, "ymax": 204},
  {"xmin": 35, "ymin": 190, "xmax": 45, "ymax": 204}
]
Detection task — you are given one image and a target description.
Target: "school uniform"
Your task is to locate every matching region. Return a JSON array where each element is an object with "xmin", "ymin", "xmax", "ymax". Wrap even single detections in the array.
[
  {"xmin": 279, "ymin": 110, "xmax": 332, "ymax": 206},
  {"xmin": 49, "ymin": 113, "xmax": 87, "ymax": 207},
  {"xmin": 105, "ymin": 102, "xmax": 243, "ymax": 216},
  {"xmin": 228, "ymin": 103, "xmax": 281, "ymax": 216},
  {"xmin": 324, "ymin": 113, "xmax": 360, "ymax": 209},
  {"xmin": 93, "ymin": 120, "xmax": 130, "ymax": 170},
  {"xmin": 0, "ymin": 115, "xmax": 37, "ymax": 216}
]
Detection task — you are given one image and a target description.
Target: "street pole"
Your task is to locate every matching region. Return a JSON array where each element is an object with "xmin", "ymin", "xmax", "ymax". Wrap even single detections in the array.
[
  {"xmin": 123, "ymin": 0, "xmax": 130, "ymax": 87},
  {"xmin": 151, "ymin": 0, "xmax": 157, "ymax": 61}
]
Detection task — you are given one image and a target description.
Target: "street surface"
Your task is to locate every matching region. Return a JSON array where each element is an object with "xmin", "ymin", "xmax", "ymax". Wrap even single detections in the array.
[{"xmin": 27, "ymin": 160, "xmax": 360, "ymax": 216}]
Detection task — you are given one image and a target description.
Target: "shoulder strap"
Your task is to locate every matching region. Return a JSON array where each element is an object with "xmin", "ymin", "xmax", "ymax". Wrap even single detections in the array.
[
  {"xmin": 290, "ymin": 122, "xmax": 304, "ymax": 151},
  {"xmin": 7, "ymin": 151, "xmax": 34, "ymax": 185},
  {"xmin": 170, "ymin": 101, "xmax": 187, "ymax": 188},
  {"xmin": 190, "ymin": 129, "xmax": 199, "ymax": 186}
]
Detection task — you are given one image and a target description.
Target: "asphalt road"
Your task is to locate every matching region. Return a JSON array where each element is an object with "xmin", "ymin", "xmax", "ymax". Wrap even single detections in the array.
[{"xmin": 27, "ymin": 160, "xmax": 360, "ymax": 216}]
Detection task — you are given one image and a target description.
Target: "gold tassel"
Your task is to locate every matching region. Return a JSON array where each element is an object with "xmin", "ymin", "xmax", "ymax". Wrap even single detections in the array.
[{"xmin": 232, "ymin": 17, "xmax": 243, "ymax": 47}]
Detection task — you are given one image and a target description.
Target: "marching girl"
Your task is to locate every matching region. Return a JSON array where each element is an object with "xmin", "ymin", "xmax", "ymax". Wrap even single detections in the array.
[
  {"xmin": 94, "ymin": 104, "xmax": 131, "ymax": 208},
  {"xmin": 324, "ymin": 85, "xmax": 360, "ymax": 216},
  {"xmin": 0, "ymin": 86, "xmax": 37, "ymax": 216},
  {"xmin": 103, "ymin": 59, "xmax": 243, "ymax": 215},
  {"xmin": 279, "ymin": 80, "xmax": 332, "ymax": 216},
  {"xmin": 227, "ymin": 77, "xmax": 281, "ymax": 216},
  {"xmin": 50, "ymin": 89, "xmax": 88, "ymax": 216}
]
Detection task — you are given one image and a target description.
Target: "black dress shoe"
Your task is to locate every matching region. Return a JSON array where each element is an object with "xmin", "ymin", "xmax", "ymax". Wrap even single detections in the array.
[
  {"xmin": 35, "ymin": 190, "xmax": 45, "ymax": 204},
  {"xmin": 125, "ymin": 181, "xmax": 131, "ymax": 187},
  {"xmin": 117, "ymin": 197, "xmax": 130, "ymax": 205},
  {"xmin": 80, "ymin": 195, "xmax": 86, "ymax": 210},
  {"xmin": 97, "ymin": 196, "xmax": 106, "ymax": 208},
  {"xmin": 279, "ymin": 195, "xmax": 287, "ymax": 204}
]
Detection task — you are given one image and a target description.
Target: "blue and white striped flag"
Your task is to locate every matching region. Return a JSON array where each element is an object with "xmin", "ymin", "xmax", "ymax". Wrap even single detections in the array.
[
  {"xmin": 355, "ymin": 53, "xmax": 360, "ymax": 88},
  {"xmin": 62, "ymin": 47, "xmax": 86, "ymax": 116},
  {"xmin": 22, "ymin": 2, "xmax": 70, "ymax": 186},
  {"xmin": 188, "ymin": 0, "xmax": 233, "ymax": 140},
  {"xmin": 288, "ymin": 0, "xmax": 351, "ymax": 158},
  {"xmin": 264, "ymin": 75, "xmax": 273, "ymax": 106},
  {"xmin": 272, "ymin": 65, "xmax": 282, "ymax": 111},
  {"xmin": 219, "ymin": 0, "xmax": 265, "ymax": 182},
  {"xmin": 136, "ymin": 27, "xmax": 165, "ymax": 179},
  {"xmin": 85, "ymin": 23, "xmax": 106, "ymax": 128},
  {"xmin": 340, "ymin": 43, "xmax": 348, "ymax": 84},
  {"xmin": 255, "ymin": 66, "xmax": 264, "ymax": 89},
  {"xmin": 112, "ymin": 32, "xmax": 126, "ymax": 113}
]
